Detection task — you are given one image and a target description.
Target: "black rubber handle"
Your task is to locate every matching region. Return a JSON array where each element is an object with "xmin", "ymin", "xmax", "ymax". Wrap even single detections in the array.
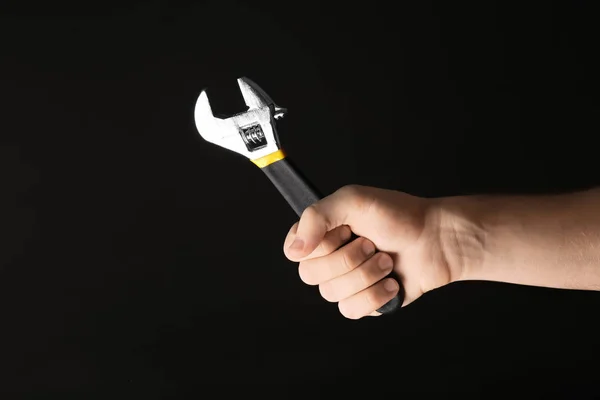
[
  {"xmin": 261, "ymin": 157, "xmax": 321, "ymax": 216},
  {"xmin": 261, "ymin": 157, "xmax": 403, "ymax": 315}
]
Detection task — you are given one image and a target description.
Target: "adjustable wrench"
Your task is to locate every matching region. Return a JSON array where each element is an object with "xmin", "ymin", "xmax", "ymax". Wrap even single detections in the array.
[{"xmin": 193, "ymin": 77, "xmax": 402, "ymax": 314}]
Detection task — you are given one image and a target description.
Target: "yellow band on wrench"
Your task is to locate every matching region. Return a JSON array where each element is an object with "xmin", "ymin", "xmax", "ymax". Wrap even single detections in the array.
[{"xmin": 251, "ymin": 149, "xmax": 287, "ymax": 168}]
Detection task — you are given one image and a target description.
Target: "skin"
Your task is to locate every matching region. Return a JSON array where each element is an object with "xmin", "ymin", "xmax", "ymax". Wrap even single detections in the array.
[{"xmin": 283, "ymin": 185, "xmax": 600, "ymax": 319}]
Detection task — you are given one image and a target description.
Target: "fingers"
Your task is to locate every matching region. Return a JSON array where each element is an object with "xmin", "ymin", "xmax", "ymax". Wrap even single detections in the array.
[
  {"xmin": 297, "ymin": 234, "xmax": 401, "ymax": 319},
  {"xmin": 338, "ymin": 278, "xmax": 400, "ymax": 320},
  {"xmin": 281, "ymin": 185, "xmax": 406, "ymax": 319},
  {"xmin": 286, "ymin": 185, "xmax": 374, "ymax": 259},
  {"xmin": 318, "ymin": 252, "xmax": 394, "ymax": 302},
  {"xmin": 284, "ymin": 223, "xmax": 352, "ymax": 262},
  {"xmin": 298, "ymin": 237, "xmax": 376, "ymax": 285}
]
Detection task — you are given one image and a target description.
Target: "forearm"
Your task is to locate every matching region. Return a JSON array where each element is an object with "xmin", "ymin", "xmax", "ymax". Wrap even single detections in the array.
[{"xmin": 441, "ymin": 188, "xmax": 600, "ymax": 290}]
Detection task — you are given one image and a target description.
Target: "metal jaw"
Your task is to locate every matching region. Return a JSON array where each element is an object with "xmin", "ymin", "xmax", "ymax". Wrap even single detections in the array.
[{"xmin": 194, "ymin": 77, "xmax": 287, "ymax": 160}]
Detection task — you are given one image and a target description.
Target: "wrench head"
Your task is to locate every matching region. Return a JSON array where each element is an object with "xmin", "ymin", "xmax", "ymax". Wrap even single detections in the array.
[{"xmin": 194, "ymin": 77, "xmax": 287, "ymax": 160}]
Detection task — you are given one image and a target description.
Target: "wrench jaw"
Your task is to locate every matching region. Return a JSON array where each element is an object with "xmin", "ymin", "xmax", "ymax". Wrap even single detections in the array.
[
  {"xmin": 194, "ymin": 77, "xmax": 285, "ymax": 161},
  {"xmin": 237, "ymin": 77, "xmax": 287, "ymax": 119}
]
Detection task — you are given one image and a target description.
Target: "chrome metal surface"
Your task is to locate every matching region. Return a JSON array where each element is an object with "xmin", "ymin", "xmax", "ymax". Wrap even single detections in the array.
[{"xmin": 194, "ymin": 77, "xmax": 286, "ymax": 160}]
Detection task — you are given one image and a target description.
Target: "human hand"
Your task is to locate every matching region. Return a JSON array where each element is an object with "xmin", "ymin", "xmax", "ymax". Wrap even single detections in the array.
[{"xmin": 283, "ymin": 185, "xmax": 466, "ymax": 319}]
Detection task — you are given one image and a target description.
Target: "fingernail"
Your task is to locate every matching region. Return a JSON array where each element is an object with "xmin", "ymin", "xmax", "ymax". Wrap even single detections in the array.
[
  {"xmin": 289, "ymin": 237, "xmax": 304, "ymax": 251},
  {"xmin": 384, "ymin": 279, "xmax": 398, "ymax": 292},
  {"xmin": 362, "ymin": 240, "xmax": 375, "ymax": 257},
  {"xmin": 341, "ymin": 226, "xmax": 352, "ymax": 241},
  {"xmin": 379, "ymin": 254, "xmax": 393, "ymax": 270}
]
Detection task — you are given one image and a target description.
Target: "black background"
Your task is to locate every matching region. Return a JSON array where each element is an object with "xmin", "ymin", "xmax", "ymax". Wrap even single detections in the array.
[{"xmin": 2, "ymin": 0, "xmax": 600, "ymax": 396}]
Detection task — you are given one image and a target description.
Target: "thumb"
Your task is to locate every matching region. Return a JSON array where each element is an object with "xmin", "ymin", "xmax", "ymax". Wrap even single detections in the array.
[{"xmin": 286, "ymin": 185, "xmax": 374, "ymax": 258}]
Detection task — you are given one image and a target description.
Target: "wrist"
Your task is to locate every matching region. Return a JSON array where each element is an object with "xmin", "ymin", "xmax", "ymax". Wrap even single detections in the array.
[
  {"xmin": 432, "ymin": 188, "xmax": 600, "ymax": 290},
  {"xmin": 434, "ymin": 191, "xmax": 591, "ymax": 285},
  {"xmin": 432, "ymin": 195, "xmax": 490, "ymax": 283}
]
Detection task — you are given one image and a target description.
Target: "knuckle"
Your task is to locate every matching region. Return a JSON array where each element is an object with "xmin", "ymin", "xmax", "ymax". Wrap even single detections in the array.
[
  {"xmin": 339, "ymin": 250, "xmax": 355, "ymax": 273},
  {"xmin": 338, "ymin": 238, "xmax": 373, "ymax": 274},
  {"xmin": 338, "ymin": 184, "xmax": 362, "ymax": 199},
  {"xmin": 364, "ymin": 290, "xmax": 379, "ymax": 313},
  {"xmin": 317, "ymin": 238, "xmax": 336, "ymax": 255},
  {"xmin": 338, "ymin": 185, "xmax": 371, "ymax": 210},
  {"xmin": 301, "ymin": 204, "xmax": 320, "ymax": 222},
  {"xmin": 356, "ymin": 265, "xmax": 372, "ymax": 288}
]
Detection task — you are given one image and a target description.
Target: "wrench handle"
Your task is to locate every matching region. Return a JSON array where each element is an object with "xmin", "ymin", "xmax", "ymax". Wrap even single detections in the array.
[
  {"xmin": 260, "ymin": 156, "xmax": 403, "ymax": 315},
  {"xmin": 261, "ymin": 156, "xmax": 321, "ymax": 216}
]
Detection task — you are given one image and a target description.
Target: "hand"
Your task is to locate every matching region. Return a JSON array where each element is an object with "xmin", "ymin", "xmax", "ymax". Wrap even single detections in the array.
[{"xmin": 283, "ymin": 185, "xmax": 466, "ymax": 319}]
